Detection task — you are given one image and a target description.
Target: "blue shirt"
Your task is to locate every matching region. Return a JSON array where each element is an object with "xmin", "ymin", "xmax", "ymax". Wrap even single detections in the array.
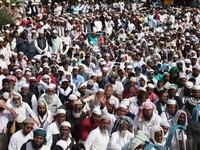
[{"xmin": 72, "ymin": 74, "xmax": 84, "ymax": 88}]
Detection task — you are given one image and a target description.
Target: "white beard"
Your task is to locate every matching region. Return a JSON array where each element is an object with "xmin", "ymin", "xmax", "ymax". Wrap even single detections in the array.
[
  {"xmin": 120, "ymin": 130, "xmax": 127, "ymax": 138},
  {"xmin": 72, "ymin": 110, "xmax": 82, "ymax": 118},
  {"xmin": 157, "ymin": 87, "xmax": 164, "ymax": 91},
  {"xmin": 0, "ymin": 112, "xmax": 3, "ymax": 117},
  {"xmin": 46, "ymin": 94, "xmax": 53, "ymax": 104},
  {"xmin": 101, "ymin": 129, "xmax": 107, "ymax": 135}
]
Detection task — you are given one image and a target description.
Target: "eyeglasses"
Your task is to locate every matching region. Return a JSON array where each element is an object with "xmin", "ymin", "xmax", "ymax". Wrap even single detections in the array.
[
  {"xmin": 25, "ymin": 126, "xmax": 33, "ymax": 130},
  {"xmin": 13, "ymin": 98, "xmax": 20, "ymax": 101}
]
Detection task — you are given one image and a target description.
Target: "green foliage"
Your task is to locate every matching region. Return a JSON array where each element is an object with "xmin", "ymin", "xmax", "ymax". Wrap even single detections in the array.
[
  {"xmin": 2, "ymin": 0, "xmax": 17, "ymax": 5},
  {"xmin": 0, "ymin": 10, "xmax": 14, "ymax": 27}
]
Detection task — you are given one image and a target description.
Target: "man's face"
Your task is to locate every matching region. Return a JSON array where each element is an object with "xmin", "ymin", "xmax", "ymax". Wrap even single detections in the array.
[
  {"xmin": 105, "ymin": 87, "xmax": 113, "ymax": 97},
  {"xmin": 46, "ymin": 88, "xmax": 54, "ymax": 95},
  {"xmin": 109, "ymin": 77, "xmax": 116, "ymax": 84},
  {"xmin": 43, "ymin": 68, "xmax": 50, "ymax": 74},
  {"xmin": 73, "ymin": 69, "xmax": 79, "ymax": 76},
  {"xmin": 168, "ymin": 89, "xmax": 176, "ymax": 98},
  {"xmin": 129, "ymin": 81, "xmax": 136, "ymax": 87},
  {"xmin": 79, "ymin": 86, "xmax": 86, "ymax": 94},
  {"xmin": 154, "ymin": 131, "xmax": 163, "ymax": 143},
  {"xmin": 33, "ymin": 135, "xmax": 44, "ymax": 149},
  {"xmin": 193, "ymin": 68, "xmax": 200, "ymax": 77},
  {"xmin": 146, "ymin": 87, "xmax": 153, "ymax": 95},
  {"xmin": 177, "ymin": 113, "xmax": 186, "ymax": 125},
  {"xmin": 143, "ymin": 108, "xmax": 153, "ymax": 119},
  {"xmin": 21, "ymin": 87, "xmax": 29, "ymax": 95},
  {"xmin": 37, "ymin": 105, "xmax": 46, "ymax": 116},
  {"xmin": 167, "ymin": 104, "xmax": 177, "ymax": 115},
  {"xmin": 192, "ymin": 90, "xmax": 200, "ymax": 98},
  {"xmin": 60, "ymin": 126, "xmax": 71, "ymax": 140},
  {"xmin": 116, "ymin": 107, "xmax": 126, "ymax": 117},
  {"xmin": 16, "ymin": 71, "xmax": 22, "ymax": 79},
  {"xmin": 91, "ymin": 113, "xmax": 101, "ymax": 123},
  {"xmin": 73, "ymin": 104, "xmax": 82, "ymax": 113},
  {"xmin": 119, "ymin": 122, "xmax": 128, "ymax": 131},
  {"xmin": 179, "ymin": 79, "xmax": 186, "ymax": 87},
  {"xmin": 56, "ymin": 113, "xmax": 66, "ymax": 124},
  {"xmin": 148, "ymin": 71, "xmax": 154, "ymax": 79},
  {"xmin": 13, "ymin": 96, "xmax": 21, "ymax": 107},
  {"xmin": 23, "ymin": 123, "xmax": 34, "ymax": 135},
  {"xmin": 3, "ymin": 68, "xmax": 9, "ymax": 75},
  {"xmin": 100, "ymin": 119, "xmax": 110, "ymax": 130},
  {"xmin": 3, "ymin": 82, "xmax": 9, "ymax": 90},
  {"xmin": 159, "ymin": 93, "xmax": 168, "ymax": 104},
  {"xmin": 161, "ymin": 126, "xmax": 169, "ymax": 135}
]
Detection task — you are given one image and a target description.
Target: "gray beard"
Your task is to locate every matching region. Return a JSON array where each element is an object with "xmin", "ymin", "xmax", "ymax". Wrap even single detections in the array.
[
  {"xmin": 60, "ymin": 135, "xmax": 69, "ymax": 140},
  {"xmin": 46, "ymin": 94, "xmax": 53, "ymax": 104},
  {"xmin": 72, "ymin": 111, "xmax": 82, "ymax": 118},
  {"xmin": 120, "ymin": 130, "xmax": 127, "ymax": 138},
  {"xmin": 15, "ymin": 103, "xmax": 21, "ymax": 107},
  {"xmin": 100, "ymin": 128, "xmax": 107, "ymax": 135}
]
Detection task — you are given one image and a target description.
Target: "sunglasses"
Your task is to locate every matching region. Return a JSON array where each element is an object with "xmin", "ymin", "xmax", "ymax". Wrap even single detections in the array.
[
  {"xmin": 47, "ymin": 90, "xmax": 54, "ymax": 92},
  {"xmin": 13, "ymin": 98, "xmax": 20, "ymax": 101},
  {"xmin": 25, "ymin": 126, "xmax": 33, "ymax": 130}
]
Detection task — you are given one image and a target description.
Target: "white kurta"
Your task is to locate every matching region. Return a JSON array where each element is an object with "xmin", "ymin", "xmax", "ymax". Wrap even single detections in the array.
[
  {"xmin": 133, "ymin": 113, "xmax": 162, "ymax": 138},
  {"xmin": 46, "ymin": 122, "xmax": 60, "ymax": 148},
  {"xmin": 0, "ymin": 47, "xmax": 8, "ymax": 69},
  {"xmin": 8, "ymin": 129, "xmax": 33, "ymax": 150},
  {"xmin": 85, "ymin": 126, "xmax": 110, "ymax": 150},
  {"xmin": 109, "ymin": 130, "xmax": 135, "ymax": 150},
  {"xmin": 23, "ymin": 141, "xmax": 50, "ymax": 150}
]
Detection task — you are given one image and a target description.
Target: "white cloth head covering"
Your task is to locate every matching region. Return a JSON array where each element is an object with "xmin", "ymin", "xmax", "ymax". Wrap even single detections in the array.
[
  {"xmin": 56, "ymin": 109, "xmax": 66, "ymax": 115},
  {"xmin": 185, "ymin": 81, "xmax": 193, "ymax": 89},
  {"xmin": 167, "ymin": 99, "xmax": 177, "ymax": 105},
  {"xmin": 68, "ymin": 94, "xmax": 77, "ymax": 101},
  {"xmin": 92, "ymin": 106, "xmax": 102, "ymax": 115},
  {"xmin": 60, "ymin": 121, "xmax": 71, "ymax": 128},
  {"xmin": 150, "ymin": 125, "xmax": 165, "ymax": 146}
]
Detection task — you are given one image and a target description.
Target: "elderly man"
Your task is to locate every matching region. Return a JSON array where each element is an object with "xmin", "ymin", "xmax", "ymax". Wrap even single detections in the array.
[
  {"xmin": 38, "ymin": 85, "xmax": 62, "ymax": 114},
  {"xmin": 10, "ymin": 93, "xmax": 32, "ymax": 122},
  {"xmin": 109, "ymin": 117, "xmax": 135, "ymax": 150},
  {"xmin": 85, "ymin": 115, "xmax": 111, "ymax": 150},
  {"xmin": 123, "ymin": 77, "xmax": 138, "ymax": 99},
  {"xmin": 46, "ymin": 109, "xmax": 66, "ymax": 148},
  {"xmin": 30, "ymin": 100, "xmax": 53, "ymax": 129},
  {"xmin": 20, "ymin": 84, "xmax": 37, "ymax": 109},
  {"xmin": 133, "ymin": 101, "xmax": 162, "ymax": 138},
  {"xmin": 55, "ymin": 121, "xmax": 76, "ymax": 150},
  {"xmin": 21, "ymin": 128, "xmax": 49, "ymax": 150},
  {"xmin": 8, "ymin": 117, "xmax": 34, "ymax": 150},
  {"xmin": 67, "ymin": 101, "xmax": 87, "ymax": 142},
  {"xmin": 78, "ymin": 107, "xmax": 101, "ymax": 142}
]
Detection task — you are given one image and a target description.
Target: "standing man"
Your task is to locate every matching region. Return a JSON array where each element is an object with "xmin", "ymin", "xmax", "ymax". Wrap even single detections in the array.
[
  {"xmin": 8, "ymin": 117, "xmax": 34, "ymax": 150},
  {"xmin": 85, "ymin": 115, "xmax": 111, "ymax": 150}
]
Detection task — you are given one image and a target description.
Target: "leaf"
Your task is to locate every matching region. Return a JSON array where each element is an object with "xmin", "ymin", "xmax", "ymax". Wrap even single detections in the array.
[{"xmin": 0, "ymin": 10, "xmax": 14, "ymax": 27}]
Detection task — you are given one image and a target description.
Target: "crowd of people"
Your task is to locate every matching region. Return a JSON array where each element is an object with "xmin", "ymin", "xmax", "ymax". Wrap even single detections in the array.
[{"xmin": 0, "ymin": 0, "xmax": 199, "ymax": 149}]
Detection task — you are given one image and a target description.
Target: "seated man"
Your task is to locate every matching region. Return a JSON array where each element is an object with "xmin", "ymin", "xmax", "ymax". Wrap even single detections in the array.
[
  {"xmin": 133, "ymin": 101, "xmax": 162, "ymax": 138},
  {"xmin": 78, "ymin": 107, "xmax": 101, "ymax": 142},
  {"xmin": 109, "ymin": 117, "xmax": 135, "ymax": 150},
  {"xmin": 67, "ymin": 101, "xmax": 87, "ymax": 142}
]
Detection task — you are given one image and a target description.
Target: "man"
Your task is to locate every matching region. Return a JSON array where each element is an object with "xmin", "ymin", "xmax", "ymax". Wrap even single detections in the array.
[
  {"xmin": 123, "ymin": 77, "xmax": 138, "ymax": 99},
  {"xmin": 29, "ymin": 77, "xmax": 39, "ymax": 99},
  {"xmin": 78, "ymin": 107, "xmax": 101, "ymax": 142},
  {"xmin": 30, "ymin": 100, "xmax": 53, "ymax": 129},
  {"xmin": 107, "ymin": 71, "xmax": 124, "ymax": 94},
  {"xmin": 10, "ymin": 93, "xmax": 32, "ymax": 122},
  {"xmin": 186, "ymin": 65, "xmax": 200, "ymax": 85},
  {"xmin": 109, "ymin": 118, "xmax": 135, "ymax": 150},
  {"xmin": 36, "ymin": 65, "xmax": 57, "ymax": 85},
  {"xmin": 72, "ymin": 67, "xmax": 84, "ymax": 88},
  {"xmin": 51, "ymin": 30, "xmax": 63, "ymax": 54},
  {"xmin": 167, "ymin": 84, "xmax": 183, "ymax": 109},
  {"xmin": 131, "ymin": 53, "xmax": 145, "ymax": 69},
  {"xmin": 34, "ymin": 30, "xmax": 49, "ymax": 57},
  {"xmin": 46, "ymin": 109, "xmax": 66, "ymax": 148},
  {"xmin": 176, "ymin": 81, "xmax": 193, "ymax": 104},
  {"xmin": 133, "ymin": 101, "xmax": 162, "ymax": 138},
  {"xmin": 57, "ymin": 79, "xmax": 75, "ymax": 104},
  {"xmin": 155, "ymin": 90, "xmax": 168, "ymax": 115},
  {"xmin": 85, "ymin": 115, "xmax": 111, "ymax": 150},
  {"xmin": 20, "ymin": 84, "xmax": 37, "ymax": 109},
  {"xmin": 38, "ymin": 85, "xmax": 62, "ymax": 114},
  {"xmin": 104, "ymin": 84, "xmax": 119, "ymax": 108},
  {"xmin": 8, "ymin": 117, "xmax": 34, "ymax": 150},
  {"xmin": 21, "ymin": 128, "xmax": 49, "ymax": 150},
  {"xmin": 0, "ymin": 78, "xmax": 11, "ymax": 96},
  {"xmin": 67, "ymin": 101, "xmax": 87, "ymax": 141},
  {"xmin": 55, "ymin": 121, "xmax": 75, "ymax": 150}
]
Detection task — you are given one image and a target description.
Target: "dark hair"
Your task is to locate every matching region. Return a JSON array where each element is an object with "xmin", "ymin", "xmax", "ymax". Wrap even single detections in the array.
[
  {"xmin": 72, "ymin": 143, "xmax": 85, "ymax": 150},
  {"xmin": 128, "ymin": 72, "xmax": 135, "ymax": 78},
  {"xmin": 157, "ymin": 90, "xmax": 166, "ymax": 96},
  {"xmin": 2, "ymin": 78, "xmax": 9, "ymax": 84},
  {"xmin": 188, "ymin": 78, "xmax": 196, "ymax": 83}
]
